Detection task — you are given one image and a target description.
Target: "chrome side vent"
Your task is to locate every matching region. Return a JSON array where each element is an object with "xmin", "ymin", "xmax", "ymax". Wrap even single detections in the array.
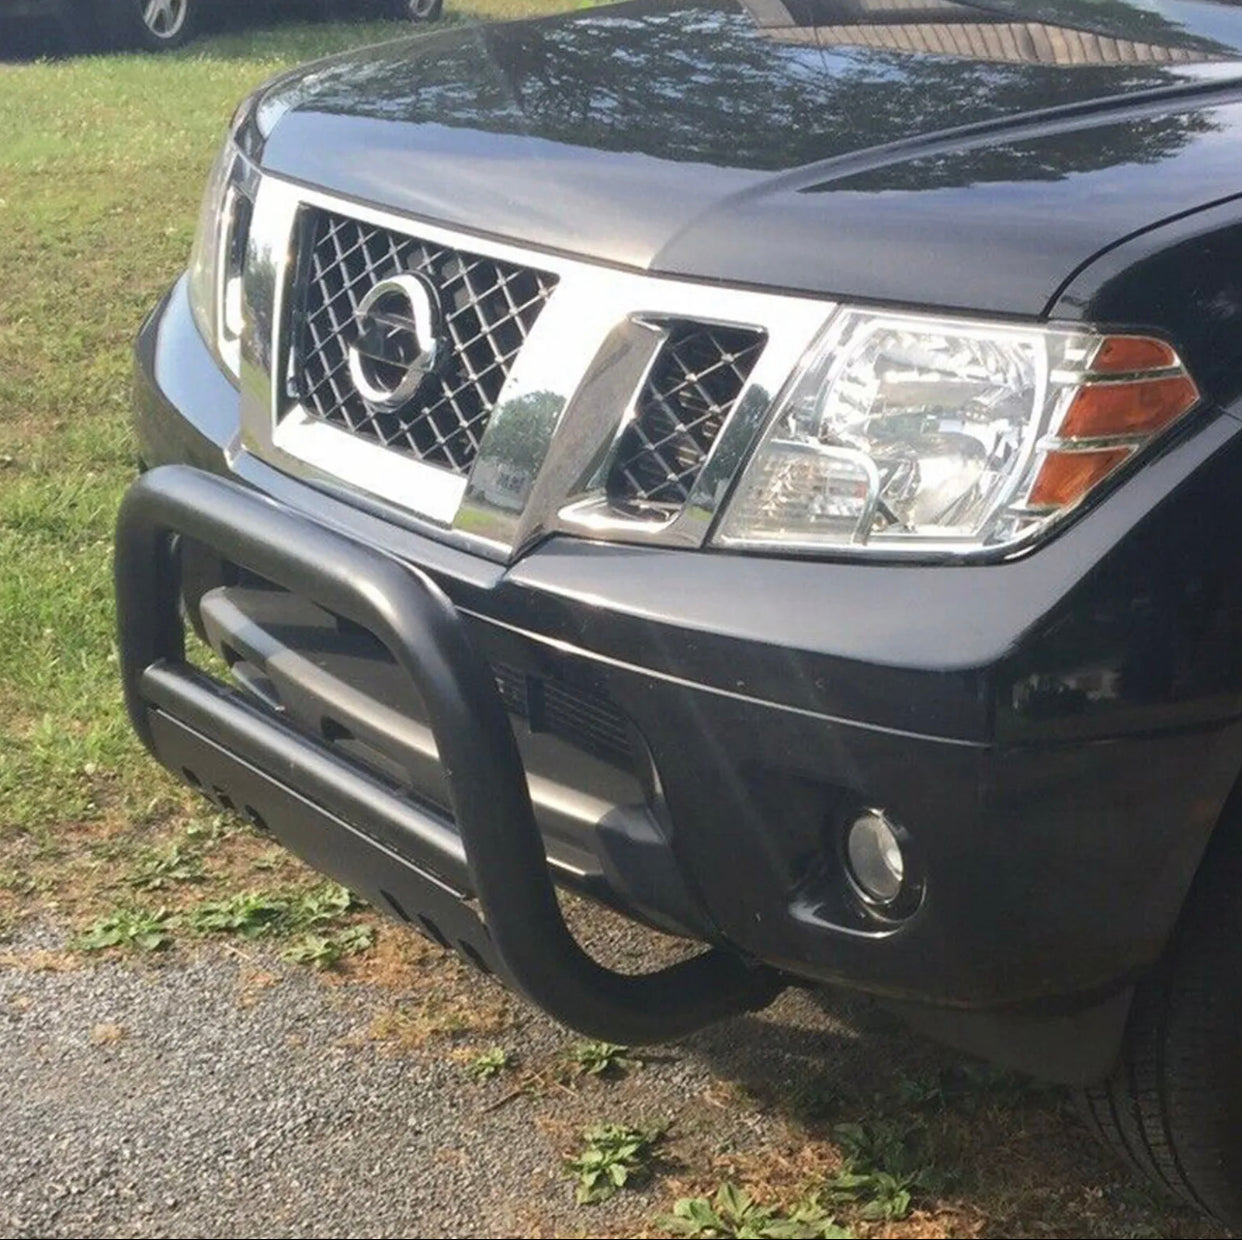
[{"xmin": 606, "ymin": 322, "xmax": 766, "ymax": 518}]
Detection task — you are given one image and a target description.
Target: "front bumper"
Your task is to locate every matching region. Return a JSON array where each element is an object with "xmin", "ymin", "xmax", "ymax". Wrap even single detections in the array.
[{"xmin": 125, "ymin": 279, "xmax": 1242, "ymax": 1080}]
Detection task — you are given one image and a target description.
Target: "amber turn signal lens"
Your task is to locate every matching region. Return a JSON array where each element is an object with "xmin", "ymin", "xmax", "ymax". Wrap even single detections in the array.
[
  {"xmin": 1059, "ymin": 374, "xmax": 1199, "ymax": 439},
  {"xmin": 1030, "ymin": 334, "xmax": 1198, "ymax": 514},
  {"xmin": 1028, "ymin": 447, "xmax": 1131, "ymax": 508},
  {"xmin": 1090, "ymin": 336, "xmax": 1179, "ymax": 374}
]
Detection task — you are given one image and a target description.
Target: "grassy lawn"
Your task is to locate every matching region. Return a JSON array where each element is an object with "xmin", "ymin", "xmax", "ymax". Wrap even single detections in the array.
[
  {"xmin": 0, "ymin": 10, "xmax": 1224, "ymax": 1239},
  {"xmin": 0, "ymin": 5, "xmax": 577, "ymax": 893}
]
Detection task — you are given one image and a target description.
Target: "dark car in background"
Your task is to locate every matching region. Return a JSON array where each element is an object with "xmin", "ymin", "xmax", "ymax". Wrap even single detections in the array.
[
  {"xmin": 0, "ymin": 0, "xmax": 440, "ymax": 51},
  {"xmin": 115, "ymin": 0, "xmax": 1242, "ymax": 1229}
]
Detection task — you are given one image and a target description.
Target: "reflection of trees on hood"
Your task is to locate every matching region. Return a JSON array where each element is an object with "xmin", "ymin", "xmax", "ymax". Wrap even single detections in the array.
[
  {"xmin": 825, "ymin": 109, "xmax": 1219, "ymax": 190},
  {"xmin": 269, "ymin": 0, "xmax": 1228, "ymax": 174}
]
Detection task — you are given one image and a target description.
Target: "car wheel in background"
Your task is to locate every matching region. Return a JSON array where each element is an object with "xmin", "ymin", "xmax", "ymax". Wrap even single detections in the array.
[
  {"xmin": 386, "ymin": 0, "xmax": 444, "ymax": 22},
  {"xmin": 95, "ymin": 0, "xmax": 198, "ymax": 50}
]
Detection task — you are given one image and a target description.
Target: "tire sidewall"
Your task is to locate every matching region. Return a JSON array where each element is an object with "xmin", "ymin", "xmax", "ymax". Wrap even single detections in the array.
[
  {"xmin": 388, "ymin": 0, "xmax": 443, "ymax": 21},
  {"xmin": 1081, "ymin": 822, "xmax": 1242, "ymax": 1233}
]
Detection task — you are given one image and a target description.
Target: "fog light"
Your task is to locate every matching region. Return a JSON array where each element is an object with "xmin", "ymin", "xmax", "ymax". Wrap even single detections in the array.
[{"xmin": 845, "ymin": 810, "xmax": 905, "ymax": 905}]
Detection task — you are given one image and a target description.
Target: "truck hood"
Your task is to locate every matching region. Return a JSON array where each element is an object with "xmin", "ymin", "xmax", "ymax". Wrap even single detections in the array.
[{"xmin": 255, "ymin": 0, "xmax": 1242, "ymax": 315}]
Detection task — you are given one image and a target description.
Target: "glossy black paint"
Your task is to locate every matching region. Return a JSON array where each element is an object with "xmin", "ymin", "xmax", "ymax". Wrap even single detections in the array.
[
  {"xmin": 120, "ymin": 0, "xmax": 1242, "ymax": 1078},
  {"xmin": 0, "ymin": 0, "xmax": 59, "ymax": 17},
  {"xmin": 131, "ymin": 285, "xmax": 1242, "ymax": 1079},
  {"xmin": 251, "ymin": 0, "xmax": 1242, "ymax": 313},
  {"xmin": 1053, "ymin": 197, "xmax": 1242, "ymax": 409}
]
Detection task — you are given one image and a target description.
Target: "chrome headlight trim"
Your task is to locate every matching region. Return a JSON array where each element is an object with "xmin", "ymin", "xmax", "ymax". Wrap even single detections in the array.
[
  {"xmin": 712, "ymin": 306, "xmax": 1201, "ymax": 560},
  {"xmin": 186, "ymin": 124, "xmax": 259, "ymax": 385}
]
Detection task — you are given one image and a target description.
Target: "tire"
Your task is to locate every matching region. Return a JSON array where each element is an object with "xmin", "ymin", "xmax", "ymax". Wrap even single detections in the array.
[
  {"xmin": 1079, "ymin": 821, "xmax": 1242, "ymax": 1234},
  {"xmin": 385, "ymin": 0, "xmax": 443, "ymax": 22},
  {"xmin": 94, "ymin": 0, "xmax": 198, "ymax": 50}
]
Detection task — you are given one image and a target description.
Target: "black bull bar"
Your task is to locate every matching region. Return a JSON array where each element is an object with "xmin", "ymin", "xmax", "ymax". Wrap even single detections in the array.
[{"xmin": 115, "ymin": 465, "xmax": 781, "ymax": 1042}]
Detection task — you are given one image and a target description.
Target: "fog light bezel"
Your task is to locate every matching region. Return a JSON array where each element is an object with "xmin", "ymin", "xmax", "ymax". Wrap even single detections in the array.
[{"xmin": 839, "ymin": 807, "xmax": 924, "ymax": 921}]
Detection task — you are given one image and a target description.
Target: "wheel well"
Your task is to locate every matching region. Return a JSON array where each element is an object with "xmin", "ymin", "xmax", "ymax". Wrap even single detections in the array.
[{"xmin": 1166, "ymin": 752, "xmax": 1242, "ymax": 951}]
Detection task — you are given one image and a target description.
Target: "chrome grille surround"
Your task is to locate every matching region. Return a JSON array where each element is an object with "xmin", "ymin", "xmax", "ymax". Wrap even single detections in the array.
[
  {"xmin": 294, "ymin": 209, "xmax": 558, "ymax": 475},
  {"xmin": 237, "ymin": 176, "xmax": 836, "ymax": 561},
  {"xmin": 606, "ymin": 321, "xmax": 767, "ymax": 516}
]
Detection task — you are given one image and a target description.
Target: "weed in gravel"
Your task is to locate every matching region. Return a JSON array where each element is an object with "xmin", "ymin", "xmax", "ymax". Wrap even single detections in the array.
[
  {"xmin": 662, "ymin": 1182, "xmax": 853, "ymax": 1239},
  {"xmin": 822, "ymin": 1118, "xmax": 942, "ymax": 1222},
  {"xmin": 127, "ymin": 842, "xmax": 204, "ymax": 891},
  {"xmin": 293, "ymin": 882, "xmax": 358, "ymax": 926},
  {"xmin": 465, "ymin": 1047, "xmax": 512, "ymax": 1081},
  {"xmin": 74, "ymin": 907, "xmax": 176, "ymax": 952},
  {"xmin": 281, "ymin": 926, "xmax": 375, "ymax": 969},
  {"xmin": 183, "ymin": 814, "xmax": 244, "ymax": 845},
  {"xmin": 565, "ymin": 1121, "xmax": 665, "ymax": 1204},
  {"xmin": 188, "ymin": 882, "xmax": 360, "ymax": 940},
  {"xmin": 188, "ymin": 890, "xmax": 291, "ymax": 938},
  {"xmin": 570, "ymin": 1039, "xmax": 638, "ymax": 1078}
]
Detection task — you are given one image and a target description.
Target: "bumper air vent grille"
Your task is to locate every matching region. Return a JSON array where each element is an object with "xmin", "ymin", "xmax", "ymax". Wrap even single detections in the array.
[{"xmin": 492, "ymin": 663, "xmax": 634, "ymax": 768}]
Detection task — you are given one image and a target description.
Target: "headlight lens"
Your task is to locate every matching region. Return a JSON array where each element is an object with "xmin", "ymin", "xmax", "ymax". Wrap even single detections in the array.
[
  {"xmin": 186, "ymin": 117, "xmax": 257, "ymax": 381},
  {"xmin": 715, "ymin": 309, "xmax": 1199, "ymax": 557}
]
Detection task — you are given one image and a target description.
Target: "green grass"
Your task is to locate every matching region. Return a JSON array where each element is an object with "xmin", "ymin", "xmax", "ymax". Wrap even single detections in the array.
[{"xmin": 0, "ymin": 6, "xmax": 559, "ymax": 864}]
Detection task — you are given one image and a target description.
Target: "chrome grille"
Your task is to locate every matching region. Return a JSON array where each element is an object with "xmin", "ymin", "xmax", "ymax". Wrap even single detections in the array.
[
  {"xmin": 291, "ymin": 209, "xmax": 558, "ymax": 475},
  {"xmin": 606, "ymin": 322, "xmax": 766, "ymax": 515}
]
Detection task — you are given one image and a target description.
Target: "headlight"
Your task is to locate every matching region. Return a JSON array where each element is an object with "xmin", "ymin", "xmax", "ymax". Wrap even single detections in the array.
[
  {"xmin": 714, "ymin": 309, "xmax": 1200, "ymax": 558},
  {"xmin": 186, "ymin": 107, "xmax": 258, "ymax": 382}
]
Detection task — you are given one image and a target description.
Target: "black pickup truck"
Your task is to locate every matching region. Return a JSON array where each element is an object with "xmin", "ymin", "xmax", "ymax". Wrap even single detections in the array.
[{"xmin": 116, "ymin": 0, "xmax": 1242, "ymax": 1227}]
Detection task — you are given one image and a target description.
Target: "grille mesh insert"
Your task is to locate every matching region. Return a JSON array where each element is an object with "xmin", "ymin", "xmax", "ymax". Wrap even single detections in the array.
[
  {"xmin": 291, "ymin": 209, "xmax": 557, "ymax": 475},
  {"xmin": 606, "ymin": 322, "xmax": 766, "ymax": 514}
]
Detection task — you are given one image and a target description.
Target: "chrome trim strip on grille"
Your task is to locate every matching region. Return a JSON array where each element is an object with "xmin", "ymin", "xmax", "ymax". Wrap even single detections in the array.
[
  {"xmin": 238, "ymin": 175, "xmax": 836, "ymax": 561},
  {"xmin": 271, "ymin": 407, "xmax": 469, "ymax": 524}
]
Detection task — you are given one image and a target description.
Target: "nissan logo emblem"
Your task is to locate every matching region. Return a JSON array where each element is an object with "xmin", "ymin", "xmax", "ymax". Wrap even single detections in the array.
[{"xmin": 347, "ymin": 272, "xmax": 445, "ymax": 412}]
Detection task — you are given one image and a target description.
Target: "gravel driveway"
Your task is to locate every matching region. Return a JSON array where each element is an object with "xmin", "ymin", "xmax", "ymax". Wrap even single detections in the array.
[
  {"xmin": 1, "ymin": 934, "xmax": 600, "ymax": 1238},
  {"xmin": 0, "ymin": 922, "xmax": 1221, "ymax": 1240},
  {"xmin": 0, "ymin": 925, "xmax": 861, "ymax": 1239}
]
